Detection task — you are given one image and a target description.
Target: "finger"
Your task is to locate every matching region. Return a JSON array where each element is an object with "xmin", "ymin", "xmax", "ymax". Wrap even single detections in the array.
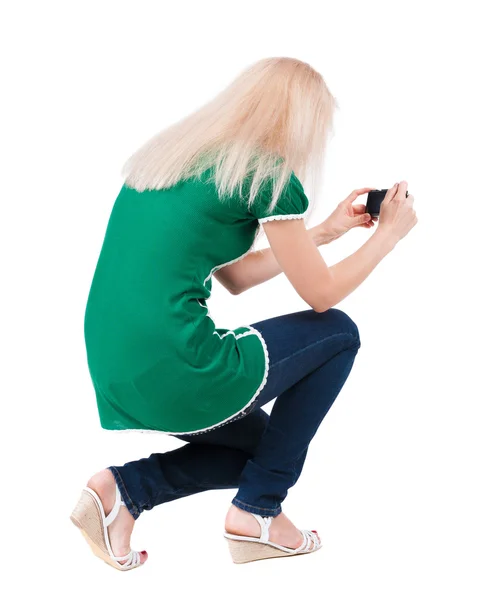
[
  {"xmin": 343, "ymin": 188, "xmax": 378, "ymax": 204},
  {"xmin": 355, "ymin": 213, "xmax": 372, "ymax": 226},
  {"xmin": 382, "ymin": 183, "xmax": 398, "ymax": 204},
  {"xmin": 352, "ymin": 204, "xmax": 367, "ymax": 214},
  {"xmin": 395, "ymin": 180, "xmax": 409, "ymax": 202},
  {"xmin": 405, "ymin": 193, "xmax": 414, "ymax": 207}
]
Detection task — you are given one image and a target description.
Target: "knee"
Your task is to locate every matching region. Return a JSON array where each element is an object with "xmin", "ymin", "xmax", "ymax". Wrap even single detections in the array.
[{"xmin": 314, "ymin": 307, "xmax": 360, "ymax": 348}]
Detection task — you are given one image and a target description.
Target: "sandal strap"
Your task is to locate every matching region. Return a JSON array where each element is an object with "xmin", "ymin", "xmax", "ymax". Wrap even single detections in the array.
[
  {"xmin": 250, "ymin": 513, "xmax": 272, "ymax": 543},
  {"xmin": 103, "ymin": 483, "xmax": 136, "ymax": 565},
  {"xmin": 296, "ymin": 529, "xmax": 320, "ymax": 552},
  {"xmin": 296, "ymin": 530, "xmax": 309, "ymax": 552},
  {"xmin": 103, "ymin": 482, "xmax": 125, "ymax": 528},
  {"xmin": 82, "ymin": 484, "xmax": 140, "ymax": 569},
  {"xmin": 248, "ymin": 516, "xmax": 321, "ymax": 551},
  {"xmin": 112, "ymin": 549, "xmax": 141, "ymax": 569}
]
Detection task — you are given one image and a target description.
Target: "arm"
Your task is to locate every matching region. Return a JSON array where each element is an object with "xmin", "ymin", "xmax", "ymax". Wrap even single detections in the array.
[
  {"xmin": 213, "ymin": 223, "xmax": 331, "ymax": 295},
  {"xmin": 226, "ymin": 218, "xmax": 396, "ymax": 312},
  {"xmin": 216, "ymin": 181, "xmax": 414, "ymax": 310},
  {"xmin": 214, "ymin": 186, "xmax": 377, "ymax": 295}
]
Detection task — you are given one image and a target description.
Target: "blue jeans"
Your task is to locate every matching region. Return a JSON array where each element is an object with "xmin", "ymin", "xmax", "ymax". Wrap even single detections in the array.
[{"xmin": 108, "ymin": 307, "xmax": 360, "ymax": 519}]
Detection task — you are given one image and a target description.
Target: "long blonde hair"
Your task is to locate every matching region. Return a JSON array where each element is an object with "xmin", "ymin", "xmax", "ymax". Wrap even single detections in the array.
[{"xmin": 122, "ymin": 57, "xmax": 338, "ymax": 213}]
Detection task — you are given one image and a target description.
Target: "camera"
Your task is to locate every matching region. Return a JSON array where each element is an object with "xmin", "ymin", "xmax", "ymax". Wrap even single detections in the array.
[{"xmin": 366, "ymin": 188, "xmax": 409, "ymax": 217}]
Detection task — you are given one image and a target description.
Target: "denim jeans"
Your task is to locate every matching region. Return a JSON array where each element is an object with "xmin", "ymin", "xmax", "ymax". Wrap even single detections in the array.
[{"xmin": 108, "ymin": 307, "xmax": 360, "ymax": 519}]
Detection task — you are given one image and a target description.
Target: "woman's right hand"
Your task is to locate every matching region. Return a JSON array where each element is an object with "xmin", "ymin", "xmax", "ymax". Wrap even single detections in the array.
[{"xmin": 377, "ymin": 181, "xmax": 417, "ymax": 244}]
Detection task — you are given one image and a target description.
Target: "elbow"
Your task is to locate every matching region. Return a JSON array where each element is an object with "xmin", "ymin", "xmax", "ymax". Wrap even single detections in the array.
[
  {"xmin": 312, "ymin": 299, "xmax": 334, "ymax": 313},
  {"xmin": 229, "ymin": 284, "xmax": 243, "ymax": 296},
  {"xmin": 230, "ymin": 281, "xmax": 252, "ymax": 295},
  {"xmin": 309, "ymin": 281, "xmax": 335, "ymax": 313}
]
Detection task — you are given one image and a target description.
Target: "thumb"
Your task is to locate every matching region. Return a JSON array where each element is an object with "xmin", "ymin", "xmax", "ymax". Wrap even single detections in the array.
[{"xmin": 354, "ymin": 213, "xmax": 372, "ymax": 225}]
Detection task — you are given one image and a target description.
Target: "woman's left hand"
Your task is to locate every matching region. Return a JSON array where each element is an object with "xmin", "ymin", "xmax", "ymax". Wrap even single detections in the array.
[{"xmin": 321, "ymin": 187, "xmax": 378, "ymax": 242}]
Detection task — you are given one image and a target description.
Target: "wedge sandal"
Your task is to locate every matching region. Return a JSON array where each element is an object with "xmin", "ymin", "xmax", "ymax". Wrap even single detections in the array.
[
  {"xmin": 224, "ymin": 513, "xmax": 322, "ymax": 564},
  {"xmin": 70, "ymin": 482, "xmax": 144, "ymax": 571}
]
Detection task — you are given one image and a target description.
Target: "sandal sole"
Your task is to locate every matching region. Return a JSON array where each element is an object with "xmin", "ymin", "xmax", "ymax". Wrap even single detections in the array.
[{"xmin": 225, "ymin": 536, "xmax": 322, "ymax": 564}]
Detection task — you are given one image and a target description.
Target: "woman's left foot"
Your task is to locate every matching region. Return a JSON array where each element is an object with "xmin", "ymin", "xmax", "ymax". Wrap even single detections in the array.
[
  {"xmin": 86, "ymin": 468, "xmax": 148, "ymax": 566},
  {"xmin": 225, "ymin": 504, "xmax": 319, "ymax": 550}
]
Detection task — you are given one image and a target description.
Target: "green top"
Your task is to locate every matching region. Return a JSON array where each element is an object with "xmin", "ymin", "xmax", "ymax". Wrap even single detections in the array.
[{"xmin": 84, "ymin": 168, "xmax": 310, "ymax": 435}]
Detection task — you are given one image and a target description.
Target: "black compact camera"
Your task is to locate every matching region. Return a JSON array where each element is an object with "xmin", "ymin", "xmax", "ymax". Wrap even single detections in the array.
[{"xmin": 366, "ymin": 189, "xmax": 409, "ymax": 217}]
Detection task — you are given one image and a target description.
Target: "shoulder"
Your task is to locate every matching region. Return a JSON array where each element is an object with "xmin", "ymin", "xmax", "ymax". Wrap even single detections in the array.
[{"xmin": 248, "ymin": 171, "xmax": 309, "ymax": 223}]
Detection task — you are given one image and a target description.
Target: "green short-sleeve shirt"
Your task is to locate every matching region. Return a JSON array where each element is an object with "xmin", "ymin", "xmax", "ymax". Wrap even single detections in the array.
[{"xmin": 84, "ymin": 168, "xmax": 309, "ymax": 435}]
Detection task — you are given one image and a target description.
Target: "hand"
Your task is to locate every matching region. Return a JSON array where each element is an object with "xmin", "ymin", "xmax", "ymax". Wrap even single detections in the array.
[
  {"xmin": 321, "ymin": 187, "xmax": 378, "ymax": 242},
  {"xmin": 377, "ymin": 181, "xmax": 417, "ymax": 244}
]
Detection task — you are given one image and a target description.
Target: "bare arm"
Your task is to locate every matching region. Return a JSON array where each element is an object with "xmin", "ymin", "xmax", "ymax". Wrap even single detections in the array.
[
  {"xmin": 213, "ymin": 223, "xmax": 332, "ymax": 295},
  {"xmin": 258, "ymin": 219, "xmax": 397, "ymax": 312},
  {"xmin": 215, "ymin": 181, "xmax": 416, "ymax": 310},
  {"xmin": 214, "ymin": 186, "xmax": 378, "ymax": 296},
  {"xmin": 227, "ymin": 181, "xmax": 415, "ymax": 312},
  {"xmin": 215, "ymin": 217, "xmax": 395, "ymax": 309}
]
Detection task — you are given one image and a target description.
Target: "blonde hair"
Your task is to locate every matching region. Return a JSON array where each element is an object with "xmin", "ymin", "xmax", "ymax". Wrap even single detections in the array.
[{"xmin": 122, "ymin": 57, "xmax": 338, "ymax": 212}]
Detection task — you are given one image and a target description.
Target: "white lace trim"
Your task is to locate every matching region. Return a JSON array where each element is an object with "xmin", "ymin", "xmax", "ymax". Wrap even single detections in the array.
[
  {"xmin": 198, "ymin": 240, "xmax": 256, "ymax": 321},
  {"xmin": 258, "ymin": 211, "xmax": 308, "ymax": 223},
  {"xmin": 101, "ymin": 327, "xmax": 270, "ymax": 437},
  {"xmin": 203, "ymin": 242, "xmax": 255, "ymax": 287}
]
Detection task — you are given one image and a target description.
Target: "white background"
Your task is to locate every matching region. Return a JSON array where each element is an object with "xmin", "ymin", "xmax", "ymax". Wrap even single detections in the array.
[{"xmin": 2, "ymin": 1, "xmax": 492, "ymax": 598}]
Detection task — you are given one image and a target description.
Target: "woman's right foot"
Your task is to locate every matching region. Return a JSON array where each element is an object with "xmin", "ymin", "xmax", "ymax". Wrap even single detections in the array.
[
  {"xmin": 86, "ymin": 468, "xmax": 148, "ymax": 566},
  {"xmin": 224, "ymin": 504, "xmax": 320, "ymax": 549}
]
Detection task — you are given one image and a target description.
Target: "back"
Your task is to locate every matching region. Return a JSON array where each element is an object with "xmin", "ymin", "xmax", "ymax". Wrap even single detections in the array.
[{"xmin": 83, "ymin": 168, "xmax": 309, "ymax": 434}]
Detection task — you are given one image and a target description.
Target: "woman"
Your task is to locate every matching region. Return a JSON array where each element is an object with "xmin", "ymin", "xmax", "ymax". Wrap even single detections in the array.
[{"xmin": 70, "ymin": 57, "xmax": 417, "ymax": 569}]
